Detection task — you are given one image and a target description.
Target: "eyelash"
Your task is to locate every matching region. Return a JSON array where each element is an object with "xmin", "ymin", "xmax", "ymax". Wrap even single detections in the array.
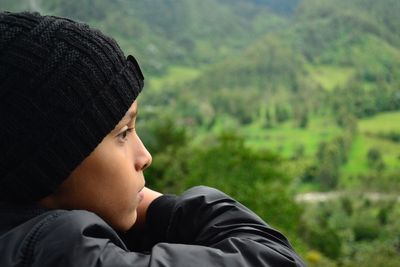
[{"xmin": 118, "ymin": 127, "xmax": 134, "ymax": 142}]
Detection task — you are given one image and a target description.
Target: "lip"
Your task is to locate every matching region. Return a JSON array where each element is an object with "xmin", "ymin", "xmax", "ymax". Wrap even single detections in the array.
[{"xmin": 137, "ymin": 187, "xmax": 145, "ymax": 202}]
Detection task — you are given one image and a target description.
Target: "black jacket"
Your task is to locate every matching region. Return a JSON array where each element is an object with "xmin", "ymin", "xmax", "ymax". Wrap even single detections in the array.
[{"xmin": 0, "ymin": 186, "xmax": 305, "ymax": 266}]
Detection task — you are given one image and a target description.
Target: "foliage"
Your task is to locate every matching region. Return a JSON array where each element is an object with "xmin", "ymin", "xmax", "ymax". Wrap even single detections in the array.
[
  {"xmin": 366, "ymin": 147, "xmax": 384, "ymax": 169},
  {"xmin": 142, "ymin": 122, "xmax": 302, "ymax": 234},
  {"xmin": 1, "ymin": 0, "xmax": 400, "ymax": 265},
  {"xmin": 299, "ymin": 195, "xmax": 400, "ymax": 263},
  {"xmin": 302, "ymin": 130, "xmax": 354, "ymax": 190}
]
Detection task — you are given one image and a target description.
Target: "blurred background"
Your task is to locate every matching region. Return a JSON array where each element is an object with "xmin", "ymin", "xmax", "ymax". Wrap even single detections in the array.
[{"xmin": 1, "ymin": 0, "xmax": 399, "ymax": 266}]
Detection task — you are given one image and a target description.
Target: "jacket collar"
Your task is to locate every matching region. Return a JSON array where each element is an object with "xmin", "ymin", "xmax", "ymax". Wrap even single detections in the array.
[{"xmin": 0, "ymin": 202, "xmax": 50, "ymax": 235}]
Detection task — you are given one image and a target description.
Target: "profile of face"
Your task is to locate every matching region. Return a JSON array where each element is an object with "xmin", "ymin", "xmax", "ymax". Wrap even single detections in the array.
[{"xmin": 38, "ymin": 100, "xmax": 152, "ymax": 231}]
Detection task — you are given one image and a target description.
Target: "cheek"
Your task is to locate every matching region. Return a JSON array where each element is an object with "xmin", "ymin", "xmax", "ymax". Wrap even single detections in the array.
[
  {"xmin": 66, "ymin": 139, "xmax": 140, "ymax": 230},
  {"xmin": 93, "ymin": 148, "xmax": 139, "ymax": 206},
  {"xmin": 92, "ymin": 145, "xmax": 133, "ymax": 184},
  {"xmin": 76, "ymin": 164, "xmax": 139, "ymax": 230},
  {"xmin": 94, "ymin": 161, "xmax": 137, "ymax": 202}
]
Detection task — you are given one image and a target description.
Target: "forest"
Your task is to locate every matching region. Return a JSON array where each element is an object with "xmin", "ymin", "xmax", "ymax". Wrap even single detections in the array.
[{"xmin": 1, "ymin": 0, "xmax": 399, "ymax": 266}]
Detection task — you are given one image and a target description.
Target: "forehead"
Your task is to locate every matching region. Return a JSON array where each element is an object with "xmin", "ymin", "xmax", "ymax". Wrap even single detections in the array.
[
  {"xmin": 129, "ymin": 100, "xmax": 138, "ymax": 111},
  {"xmin": 124, "ymin": 101, "xmax": 138, "ymax": 118}
]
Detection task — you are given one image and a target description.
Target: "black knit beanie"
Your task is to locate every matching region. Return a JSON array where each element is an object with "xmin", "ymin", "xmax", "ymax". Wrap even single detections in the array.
[{"xmin": 0, "ymin": 12, "xmax": 145, "ymax": 202}]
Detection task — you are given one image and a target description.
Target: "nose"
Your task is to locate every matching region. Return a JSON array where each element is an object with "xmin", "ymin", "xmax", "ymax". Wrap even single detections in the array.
[{"xmin": 133, "ymin": 134, "xmax": 152, "ymax": 172}]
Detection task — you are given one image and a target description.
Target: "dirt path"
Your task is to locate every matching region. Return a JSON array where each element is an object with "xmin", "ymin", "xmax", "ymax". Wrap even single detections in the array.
[{"xmin": 295, "ymin": 191, "xmax": 400, "ymax": 203}]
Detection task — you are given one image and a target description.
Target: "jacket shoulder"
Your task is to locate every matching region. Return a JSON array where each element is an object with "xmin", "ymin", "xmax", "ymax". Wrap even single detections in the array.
[
  {"xmin": 1, "ymin": 209, "xmax": 128, "ymax": 267},
  {"xmin": 33, "ymin": 210, "xmax": 127, "ymax": 261}
]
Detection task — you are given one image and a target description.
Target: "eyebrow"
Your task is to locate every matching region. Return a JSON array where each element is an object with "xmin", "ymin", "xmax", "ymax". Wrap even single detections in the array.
[{"xmin": 112, "ymin": 110, "xmax": 137, "ymax": 134}]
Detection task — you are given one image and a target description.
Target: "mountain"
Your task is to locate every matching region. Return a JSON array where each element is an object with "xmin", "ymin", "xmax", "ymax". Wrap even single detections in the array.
[
  {"xmin": 163, "ymin": 0, "xmax": 400, "ymax": 124},
  {"xmin": 1, "ymin": 0, "xmax": 399, "ymax": 122},
  {"xmin": 0, "ymin": 0, "xmax": 291, "ymax": 75}
]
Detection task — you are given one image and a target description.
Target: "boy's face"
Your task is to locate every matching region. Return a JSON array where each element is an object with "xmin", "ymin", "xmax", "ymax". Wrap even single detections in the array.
[{"xmin": 38, "ymin": 100, "xmax": 152, "ymax": 231}]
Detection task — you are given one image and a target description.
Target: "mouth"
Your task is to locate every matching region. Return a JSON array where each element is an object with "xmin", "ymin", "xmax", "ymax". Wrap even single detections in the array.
[
  {"xmin": 138, "ymin": 181, "xmax": 145, "ymax": 193},
  {"xmin": 137, "ymin": 184, "xmax": 145, "ymax": 202}
]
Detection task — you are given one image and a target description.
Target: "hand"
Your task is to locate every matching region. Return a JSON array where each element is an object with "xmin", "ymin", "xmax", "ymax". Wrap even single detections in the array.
[{"xmin": 134, "ymin": 187, "xmax": 162, "ymax": 228}]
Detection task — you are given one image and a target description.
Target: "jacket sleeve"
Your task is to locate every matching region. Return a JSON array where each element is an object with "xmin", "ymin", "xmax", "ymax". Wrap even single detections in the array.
[{"xmin": 33, "ymin": 186, "xmax": 305, "ymax": 267}]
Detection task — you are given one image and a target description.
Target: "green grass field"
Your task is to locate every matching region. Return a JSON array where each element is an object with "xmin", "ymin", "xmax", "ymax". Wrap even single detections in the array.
[
  {"xmin": 242, "ymin": 116, "xmax": 341, "ymax": 158},
  {"xmin": 235, "ymin": 111, "xmax": 400, "ymax": 191},
  {"xmin": 359, "ymin": 111, "xmax": 400, "ymax": 133},
  {"xmin": 308, "ymin": 64, "xmax": 355, "ymax": 91},
  {"xmin": 148, "ymin": 66, "xmax": 201, "ymax": 91},
  {"xmin": 341, "ymin": 112, "xmax": 400, "ymax": 181},
  {"xmin": 192, "ymin": 110, "xmax": 399, "ymax": 193}
]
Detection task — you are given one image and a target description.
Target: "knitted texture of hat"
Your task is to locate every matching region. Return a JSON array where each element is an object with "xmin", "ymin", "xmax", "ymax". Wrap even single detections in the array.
[{"xmin": 0, "ymin": 12, "xmax": 144, "ymax": 202}]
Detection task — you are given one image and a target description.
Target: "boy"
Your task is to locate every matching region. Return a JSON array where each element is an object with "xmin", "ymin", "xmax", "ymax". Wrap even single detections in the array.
[{"xmin": 0, "ymin": 12, "xmax": 305, "ymax": 266}]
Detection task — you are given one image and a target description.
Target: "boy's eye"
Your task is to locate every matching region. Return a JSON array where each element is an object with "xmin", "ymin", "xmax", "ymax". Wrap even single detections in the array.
[{"xmin": 118, "ymin": 127, "xmax": 134, "ymax": 142}]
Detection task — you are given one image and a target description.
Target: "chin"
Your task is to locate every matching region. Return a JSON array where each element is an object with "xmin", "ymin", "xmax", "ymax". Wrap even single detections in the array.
[{"xmin": 116, "ymin": 212, "xmax": 138, "ymax": 232}]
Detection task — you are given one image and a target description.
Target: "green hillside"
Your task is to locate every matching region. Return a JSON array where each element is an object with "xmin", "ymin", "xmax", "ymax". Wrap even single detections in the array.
[
  {"xmin": 1, "ymin": 0, "xmax": 288, "ymax": 75},
  {"xmin": 158, "ymin": 0, "xmax": 400, "ymax": 127},
  {"xmin": 1, "ymin": 1, "xmax": 399, "ymax": 266}
]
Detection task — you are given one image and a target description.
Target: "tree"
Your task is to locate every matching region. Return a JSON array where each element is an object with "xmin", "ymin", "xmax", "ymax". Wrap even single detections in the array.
[
  {"xmin": 145, "ymin": 128, "xmax": 301, "ymax": 234},
  {"xmin": 367, "ymin": 147, "xmax": 382, "ymax": 165}
]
